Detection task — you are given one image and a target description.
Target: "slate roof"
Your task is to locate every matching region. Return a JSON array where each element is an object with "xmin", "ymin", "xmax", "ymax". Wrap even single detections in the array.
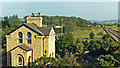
[
  {"xmin": 10, "ymin": 44, "xmax": 32, "ymax": 52},
  {"xmin": 36, "ymin": 27, "xmax": 52, "ymax": 36},
  {"xmin": 23, "ymin": 23, "xmax": 44, "ymax": 35},
  {"xmin": 7, "ymin": 23, "xmax": 53, "ymax": 36},
  {"xmin": 18, "ymin": 44, "xmax": 32, "ymax": 51}
]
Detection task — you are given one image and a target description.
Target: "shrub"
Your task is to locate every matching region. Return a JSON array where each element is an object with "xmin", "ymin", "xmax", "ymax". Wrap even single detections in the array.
[
  {"xmin": 95, "ymin": 54, "xmax": 119, "ymax": 67},
  {"xmin": 89, "ymin": 32, "xmax": 95, "ymax": 39},
  {"xmin": 97, "ymin": 32, "xmax": 103, "ymax": 36}
]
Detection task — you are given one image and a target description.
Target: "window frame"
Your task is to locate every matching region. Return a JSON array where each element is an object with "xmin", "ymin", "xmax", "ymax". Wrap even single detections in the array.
[
  {"xmin": 27, "ymin": 32, "xmax": 32, "ymax": 44},
  {"xmin": 18, "ymin": 32, "xmax": 23, "ymax": 44},
  {"xmin": 18, "ymin": 57, "xmax": 22, "ymax": 66}
]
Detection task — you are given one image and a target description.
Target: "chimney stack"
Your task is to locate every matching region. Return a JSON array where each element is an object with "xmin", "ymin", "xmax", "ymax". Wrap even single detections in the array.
[{"xmin": 26, "ymin": 12, "xmax": 43, "ymax": 27}]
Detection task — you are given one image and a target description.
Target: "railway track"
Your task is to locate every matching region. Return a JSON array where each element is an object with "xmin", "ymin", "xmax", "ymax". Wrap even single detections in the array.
[{"xmin": 103, "ymin": 27, "xmax": 120, "ymax": 43}]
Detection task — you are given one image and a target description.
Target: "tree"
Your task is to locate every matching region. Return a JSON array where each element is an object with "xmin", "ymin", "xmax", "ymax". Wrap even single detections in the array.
[
  {"xmin": 64, "ymin": 21, "xmax": 77, "ymax": 33},
  {"xmin": 2, "ymin": 15, "xmax": 23, "ymax": 45},
  {"xmin": 75, "ymin": 42, "xmax": 84, "ymax": 55},
  {"xmin": 55, "ymin": 33, "xmax": 75, "ymax": 57},
  {"xmin": 102, "ymin": 34, "xmax": 111, "ymax": 40},
  {"xmin": 24, "ymin": 16, "xmax": 29, "ymax": 22},
  {"xmin": 95, "ymin": 54, "xmax": 118, "ymax": 67},
  {"xmin": 88, "ymin": 40, "xmax": 101, "ymax": 52},
  {"xmin": 89, "ymin": 32, "xmax": 95, "ymax": 39},
  {"xmin": 92, "ymin": 22, "xmax": 98, "ymax": 26}
]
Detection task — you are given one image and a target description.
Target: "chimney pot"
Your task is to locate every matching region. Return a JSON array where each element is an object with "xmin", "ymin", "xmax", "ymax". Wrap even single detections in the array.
[
  {"xmin": 32, "ymin": 13, "xmax": 34, "ymax": 16},
  {"xmin": 35, "ymin": 13, "xmax": 37, "ymax": 16},
  {"xmin": 38, "ymin": 13, "xmax": 40, "ymax": 17}
]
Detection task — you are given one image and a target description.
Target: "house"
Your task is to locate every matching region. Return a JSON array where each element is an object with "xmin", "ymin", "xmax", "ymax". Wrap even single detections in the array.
[{"xmin": 6, "ymin": 13, "xmax": 55, "ymax": 67}]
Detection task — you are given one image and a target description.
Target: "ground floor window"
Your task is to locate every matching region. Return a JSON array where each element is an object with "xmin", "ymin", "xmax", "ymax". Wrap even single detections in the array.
[{"xmin": 18, "ymin": 57, "xmax": 22, "ymax": 65}]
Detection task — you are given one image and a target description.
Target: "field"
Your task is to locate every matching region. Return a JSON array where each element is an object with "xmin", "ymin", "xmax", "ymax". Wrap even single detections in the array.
[
  {"xmin": 107, "ymin": 25, "xmax": 119, "ymax": 31},
  {"xmin": 73, "ymin": 26, "xmax": 106, "ymax": 39}
]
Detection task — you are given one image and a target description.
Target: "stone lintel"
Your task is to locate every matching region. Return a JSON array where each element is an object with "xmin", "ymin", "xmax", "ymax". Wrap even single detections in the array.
[{"xmin": 35, "ymin": 36, "xmax": 45, "ymax": 39}]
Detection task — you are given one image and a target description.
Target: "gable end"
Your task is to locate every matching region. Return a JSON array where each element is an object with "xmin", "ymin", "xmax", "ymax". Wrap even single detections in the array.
[{"xmin": 6, "ymin": 24, "xmax": 43, "ymax": 36}]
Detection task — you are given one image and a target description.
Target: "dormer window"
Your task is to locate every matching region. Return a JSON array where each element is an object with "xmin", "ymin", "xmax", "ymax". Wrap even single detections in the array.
[
  {"xmin": 27, "ymin": 32, "xmax": 31, "ymax": 44},
  {"xmin": 18, "ymin": 32, "xmax": 23, "ymax": 44}
]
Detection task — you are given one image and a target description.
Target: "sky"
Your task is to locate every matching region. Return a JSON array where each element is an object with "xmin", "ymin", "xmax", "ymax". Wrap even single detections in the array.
[
  {"xmin": 1, "ymin": 0, "xmax": 119, "ymax": 21},
  {"xmin": 1, "ymin": 0, "xmax": 120, "ymax": 2}
]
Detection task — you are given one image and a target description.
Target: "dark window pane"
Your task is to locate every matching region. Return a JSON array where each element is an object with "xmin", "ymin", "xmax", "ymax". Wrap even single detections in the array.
[
  {"xmin": 18, "ymin": 39, "xmax": 22, "ymax": 43},
  {"xmin": 18, "ymin": 32, "xmax": 23, "ymax": 44},
  {"xmin": 18, "ymin": 32, "xmax": 22, "ymax": 38},
  {"xmin": 27, "ymin": 32, "xmax": 31, "ymax": 38},
  {"xmin": 27, "ymin": 39, "xmax": 31, "ymax": 44},
  {"xmin": 18, "ymin": 57, "xmax": 22, "ymax": 65},
  {"xmin": 27, "ymin": 32, "xmax": 31, "ymax": 44}
]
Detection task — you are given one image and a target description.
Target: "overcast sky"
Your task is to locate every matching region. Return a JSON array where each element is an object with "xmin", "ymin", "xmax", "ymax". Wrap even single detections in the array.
[{"xmin": 1, "ymin": 0, "xmax": 120, "ymax": 2}]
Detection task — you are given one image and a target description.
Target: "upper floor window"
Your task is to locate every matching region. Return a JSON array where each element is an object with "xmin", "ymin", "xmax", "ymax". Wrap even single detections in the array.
[
  {"xmin": 18, "ymin": 32, "xmax": 23, "ymax": 44},
  {"xmin": 27, "ymin": 32, "xmax": 31, "ymax": 44}
]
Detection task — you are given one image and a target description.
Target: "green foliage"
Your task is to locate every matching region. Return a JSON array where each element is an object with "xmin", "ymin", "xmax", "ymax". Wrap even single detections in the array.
[
  {"xmin": 64, "ymin": 21, "xmax": 77, "ymax": 33},
  {"xmin": 102, "ymin": 34, "xmax": 111, "ymax": 40},
  {"xmin": 97, "ymin": 32, "xmax": 103, "ymax": 36},
  {"xmin": 92, "ymin": 22, "xmax": 98, "ymax": 26},
  {"xmin": 55, "ymin": 33, "xmax": 76, "ymax": 57},
  {"xmin": 117, "ymin": 24, "xmax": 120, "ymax": 27},
  {"xmin": 88, "ymin": 40, "xmax": 101, "ymax": 52},
  {"xmin": 2, "ymin": 15, "xmax": 23, "ymax": 45},
  {"xmin": 95, "ymin": 54, "xmax": 118, "ymax": 67},
  {"xmin": 54, "ymin": 28, "xmax": 62, "ymax": 33},
  {"xmin": 31, "ymin": 57, "xmax": 56, "ymax": 68},
  {"xmin": 89, "ymin": 32, "xmax": 95, "ymax": 39},
  {"xmin": 41, "ymin": 16, "xmax": 91, "ymax": 27},
  {"xmin": 32, "ymin": 54, "xmax": 80, "ymax": 67},
  {"xmin": 75, "ymin": 42, "xmax": 84, "ymax": 55},
  {"xmin": 2, "ymin": 15, "xmax": 120, "ymax": 67}
]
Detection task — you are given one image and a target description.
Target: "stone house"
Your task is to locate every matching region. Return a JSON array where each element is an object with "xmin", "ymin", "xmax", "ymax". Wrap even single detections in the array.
[{"xmin": 6, "ymin": 13, "xmax": 55, "ymax": 67}]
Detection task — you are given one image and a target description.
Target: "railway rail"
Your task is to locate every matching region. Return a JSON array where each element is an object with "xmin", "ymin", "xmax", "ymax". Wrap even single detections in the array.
[{"xmin": 103, "ymin": 27, "xmax": 120, "ymax": 43}]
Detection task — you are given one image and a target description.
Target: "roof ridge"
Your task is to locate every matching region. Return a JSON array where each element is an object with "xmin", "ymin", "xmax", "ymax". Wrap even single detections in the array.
[{"xmin": 10, "ymin": 44, "xmax": 32, "ymax": 52}]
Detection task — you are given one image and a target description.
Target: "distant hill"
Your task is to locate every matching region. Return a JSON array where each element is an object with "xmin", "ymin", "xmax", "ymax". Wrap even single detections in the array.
[
  {"xmin": 0, "ymin": 16, "xmax": 118, "ymax": 24},
  {"xmin": 89, "ymin": 20, "xmax": 118, "ymax": 24}
]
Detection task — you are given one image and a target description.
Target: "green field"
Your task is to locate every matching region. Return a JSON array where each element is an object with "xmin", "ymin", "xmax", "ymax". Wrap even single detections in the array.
[
  {"xmin": 107, "ymin": 25, "xmax": 119, "ymax": 31},
  {"xmin": 73, "ymin": 26, "xmax": 106, "ymax": 39}
]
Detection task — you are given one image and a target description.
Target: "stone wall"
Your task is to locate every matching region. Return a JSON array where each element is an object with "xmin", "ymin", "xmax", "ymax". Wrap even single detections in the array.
[
  {"xmin": 6, "ymin": 26, "xmax": 43, "ymax": 66},
  {"xmin": 11, "ymin": 47, "xmax": 28, "ymax": 66},
  {"xmin": 48, "ymin": 28, "xmax": 55, "ymax": 58}
]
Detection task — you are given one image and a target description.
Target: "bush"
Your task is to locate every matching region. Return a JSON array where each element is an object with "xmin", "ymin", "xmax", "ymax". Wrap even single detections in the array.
[
  {"xmin": 32, "ymin": 54, "xmax": 80, "ymax": 67},
  {"xmin": 89, "ymin": 32, "xmax": 95, "ymax": 39},
  {"xmin": 102, "ymin": 34, "xmax": 111, "ymax": 39},
  {"xmin": 95, "ymin": 54, "xmax": 119, "ymax": 67},
  {"xmin": 97, "ymin": 32, "xmax": 103, "ymax": 36}
]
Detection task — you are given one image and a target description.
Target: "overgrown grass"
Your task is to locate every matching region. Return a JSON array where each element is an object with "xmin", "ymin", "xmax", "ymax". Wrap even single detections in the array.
[
  {"xmin": 73, "ymin": 26, "xmax": 106, "ymax": 39},
  {"xmin": 107, "ymin": 25, "xmax": 119, "ymax": 31}
]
